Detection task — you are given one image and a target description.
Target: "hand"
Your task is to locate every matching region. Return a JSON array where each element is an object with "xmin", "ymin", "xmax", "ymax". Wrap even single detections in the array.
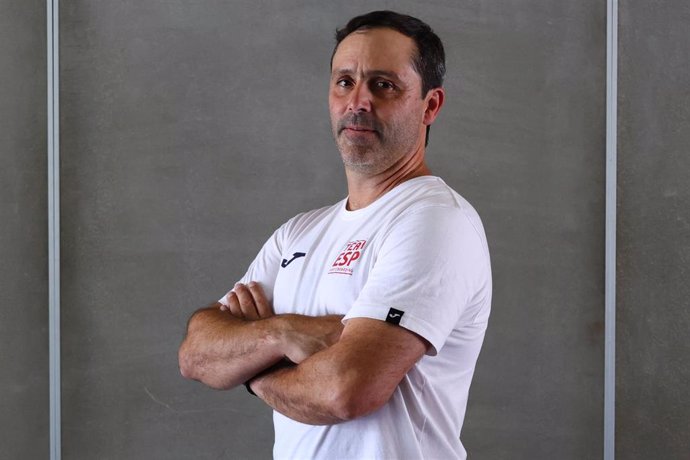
[
  {"xmin": 220, "ymin": 282, "xmax": 274, "ymax": 320},
  {"xmin": 279, "ymin": 315, "xmax": 344, "ymax": 364}
]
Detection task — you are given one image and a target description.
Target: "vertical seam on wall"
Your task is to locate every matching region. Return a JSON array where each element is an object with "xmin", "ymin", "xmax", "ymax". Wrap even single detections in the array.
[
  {"xmin": 605, "ymin": 0, "xmax": 618, "ymax": 459},
  {"xmin": 47, "ymin": 0, "xmax": 61, "ymax": 459}
]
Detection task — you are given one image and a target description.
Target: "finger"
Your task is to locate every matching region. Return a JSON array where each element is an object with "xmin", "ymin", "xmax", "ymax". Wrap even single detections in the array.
[
  {"xmin": 247, "ymin": 282, "xmax": 273, "ymax": 318},
  {"xmin": 226, "ymin": 291, "xmax": 244, "ymax": 318},
  {"xmin": 233, "ymin": 283, "xmax": 260, "ymax": 320}
]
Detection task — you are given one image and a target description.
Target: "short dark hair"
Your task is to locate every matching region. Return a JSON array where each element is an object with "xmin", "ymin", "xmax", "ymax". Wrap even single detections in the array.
[{"xmin": 331, "ymin": 11, "xmax": 446, "ymax": 146}]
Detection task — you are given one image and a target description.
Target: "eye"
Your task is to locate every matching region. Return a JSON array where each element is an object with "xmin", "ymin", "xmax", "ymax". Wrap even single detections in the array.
[
  {"xmin": 375, "ymin": 80, "xmax": 395, "ymax": 90},
  {"xmin": 336, "ymin": 78, "xmax": 353, "ymax": 88}
]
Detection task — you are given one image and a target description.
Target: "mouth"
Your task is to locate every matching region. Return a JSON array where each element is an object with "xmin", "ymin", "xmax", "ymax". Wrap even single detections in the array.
[
  {"xmin": 342, "ymin": 126, "xmax": 377, "ymax": 134},
  {"xmin": 336, "ymin": 115, "xmax": 381, "ymax": 138}
]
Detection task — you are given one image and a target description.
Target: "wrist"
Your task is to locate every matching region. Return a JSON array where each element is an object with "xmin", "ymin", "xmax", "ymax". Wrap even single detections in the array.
[
  {"xmin": 272, "ymin": 314, "xmax": 297, "ymax": 354},
  {"xmin": 246, "ymin": 358, "xmax": 295, "ymax": 397},
  {"xmin": 254, "ymin": 315, "xmax": 286, "ymax": 361}
]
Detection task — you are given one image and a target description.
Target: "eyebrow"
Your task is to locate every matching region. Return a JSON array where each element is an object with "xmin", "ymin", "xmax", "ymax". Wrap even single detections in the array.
[{"xmin": 332, "ymin": 69, "xmax": 402, "ymax": 81}]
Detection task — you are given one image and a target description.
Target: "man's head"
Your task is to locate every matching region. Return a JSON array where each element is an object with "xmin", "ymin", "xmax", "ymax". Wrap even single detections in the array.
[
  {"xmin": 331, "ymin": 11, "xmax": 446, "ymax": 102},
  {"xmin": 329, "ymin": 11, "xmax": 446, "ymax": 175}
]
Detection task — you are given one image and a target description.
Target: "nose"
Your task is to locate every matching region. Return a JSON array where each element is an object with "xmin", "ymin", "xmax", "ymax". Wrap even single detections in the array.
[{"xmin": 347, "ymin": 83, "xmax": 372, "ymax": 113}]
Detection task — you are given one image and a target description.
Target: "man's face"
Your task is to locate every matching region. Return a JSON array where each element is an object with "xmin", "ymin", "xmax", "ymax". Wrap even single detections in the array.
[{"xmin": 329, "ymin": 28, "xmax": 429, "ymax": 175}]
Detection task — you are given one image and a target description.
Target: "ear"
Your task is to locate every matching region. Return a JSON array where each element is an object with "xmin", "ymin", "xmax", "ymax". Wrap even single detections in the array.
[{"xmin": 422, "ymin": 87, "xmax": 445, "ymax": 126}]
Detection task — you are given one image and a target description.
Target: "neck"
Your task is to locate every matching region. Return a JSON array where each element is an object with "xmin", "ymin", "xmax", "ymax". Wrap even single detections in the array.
[{"xmin": 344, "ymin": 147, "xmax": 431, "ymax": 211}]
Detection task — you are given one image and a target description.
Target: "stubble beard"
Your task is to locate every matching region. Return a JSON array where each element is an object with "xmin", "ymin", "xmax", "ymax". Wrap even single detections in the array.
[
  {"xmin": 332, "ymin": 113, "xmax": 419, "ymax": 176},
  {"xmin": 337, "ymin": 137, "xmax": 398, "ymax": 175}
]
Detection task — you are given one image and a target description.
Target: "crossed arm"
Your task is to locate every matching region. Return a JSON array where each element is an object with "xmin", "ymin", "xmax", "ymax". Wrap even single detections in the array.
[{"xmin": 178, "ymin": 282, "xmax": 428, "ymax": 424}]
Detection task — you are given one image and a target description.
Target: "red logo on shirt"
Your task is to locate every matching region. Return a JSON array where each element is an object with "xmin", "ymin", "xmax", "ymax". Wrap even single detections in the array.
[{"xmin": 328, "ymin": 240, "xmax": 367, "ymax": 275}]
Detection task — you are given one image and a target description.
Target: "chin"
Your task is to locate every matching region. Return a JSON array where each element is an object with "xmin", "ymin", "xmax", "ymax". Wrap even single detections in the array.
[
  {"xmin": 342, "ymin": 156, "xmax": 394, "ymax": 176},
  {"xmin": 341, "ymin": 155, "xmax": 372, "ymax": 170},
  {"xmin": 339, "ymin": 152, "xmax": 373, "ymax": 171}
]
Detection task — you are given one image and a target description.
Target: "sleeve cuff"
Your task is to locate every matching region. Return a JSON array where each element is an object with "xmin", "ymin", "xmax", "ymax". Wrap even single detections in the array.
[{"xmin": 343, "ymin": 304, "xmax": 445, "ymax": 356}]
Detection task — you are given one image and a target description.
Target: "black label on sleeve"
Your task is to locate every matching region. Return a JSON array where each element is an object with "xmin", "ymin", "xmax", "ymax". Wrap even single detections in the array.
[{"xmin": 385, "ymin": 308, "xmax": 404, "ymax": 325}]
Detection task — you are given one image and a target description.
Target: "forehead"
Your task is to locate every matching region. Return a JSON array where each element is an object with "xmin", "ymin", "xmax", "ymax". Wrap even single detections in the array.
[{"xmin": 331, "ymin": 28, "xmax": 418, "ymax": 76}]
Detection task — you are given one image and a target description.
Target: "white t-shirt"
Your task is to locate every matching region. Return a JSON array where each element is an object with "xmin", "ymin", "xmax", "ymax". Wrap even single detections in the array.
[{"xmin": 220, "ymin": 176, "xmax": 492, "ymax": 460}]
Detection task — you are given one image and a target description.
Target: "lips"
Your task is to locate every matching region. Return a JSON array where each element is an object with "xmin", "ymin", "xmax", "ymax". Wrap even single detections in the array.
[
  {"xmin": 337, "ymin": 114, "xmax": 381, "ymax": 135},
  {"xmin": 344, "ymin": 126, "xmax": 376, "ymax": 132}
]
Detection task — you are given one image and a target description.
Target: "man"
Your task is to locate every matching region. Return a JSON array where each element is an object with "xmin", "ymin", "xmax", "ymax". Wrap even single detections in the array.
[{"xmin": 179, "ymin": 10, "xmax": 492, "ymax": 460}]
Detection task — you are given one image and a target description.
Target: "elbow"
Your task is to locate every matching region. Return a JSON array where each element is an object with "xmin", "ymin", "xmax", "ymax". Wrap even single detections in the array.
[
  {"xmin": 329, "ymin": 379, "xmax": 390, "ymax": 422},
  {"xmin": 178, "ymin": 340, "xmax": 197, "ymax": 380},
  {"xmin": 178, "ymin": 338, "xmax": 235, "ymax": 390},
  {"xmin": 178, "ymin": 308, "xmax": 213, "ymax": 382},
  {"xmin": 178, "ymin": 337, "xmax": 208, "ymax": 383}
]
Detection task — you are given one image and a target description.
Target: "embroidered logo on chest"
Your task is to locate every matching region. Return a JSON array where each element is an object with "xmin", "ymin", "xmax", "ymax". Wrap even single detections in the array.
[{"xmin": 328, "ymin": 239, "xmax": 367, "ymax": 276}]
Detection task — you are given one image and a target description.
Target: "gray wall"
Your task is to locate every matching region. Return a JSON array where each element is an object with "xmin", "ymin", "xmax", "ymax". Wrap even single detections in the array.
[
  {"xmin": 617, "ymin": 1, "xmax": 690, "ymax": 458},
  {"xmin": 3, "ymin": 0, "xmax": 688, "ymax": 459},
  {"xmin": 435, "ymin": 2, "xmax": 606, "ymax": 458},
  {"xmin": 0, "ymin": 1, "xmax": 49, "ymax": 458},
  {"xmin": 58, "ymin": 2, "xmax": 606, "ymax": 459}
]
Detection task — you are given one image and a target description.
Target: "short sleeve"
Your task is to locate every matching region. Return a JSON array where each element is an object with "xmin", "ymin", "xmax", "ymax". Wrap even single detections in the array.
[
  {"xmin": 218, "ymin": 225, "xmax": 283, "ymax": 306},
  {"xmin": 343, "ymin": 205, "xmax": 490, "ymax": 355}
]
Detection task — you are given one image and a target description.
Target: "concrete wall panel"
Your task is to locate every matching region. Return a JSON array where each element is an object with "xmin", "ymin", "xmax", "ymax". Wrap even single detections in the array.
[
  {"xmin": 617, "ymin": 1, "xmax": 690, "ymax": 457},
  {"xmin": 0, "ymin": 1, "xmax": 49, "ymax": 458}
]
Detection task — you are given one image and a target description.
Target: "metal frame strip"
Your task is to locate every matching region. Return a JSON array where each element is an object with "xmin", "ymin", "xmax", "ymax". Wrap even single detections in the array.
[
  {"xmin": 47, "ymin": 0, "xmax": 61, "ymax": 459},
  {"xmin": 605, "ymin": 0, "xmax": 618, "ymax": 458}
]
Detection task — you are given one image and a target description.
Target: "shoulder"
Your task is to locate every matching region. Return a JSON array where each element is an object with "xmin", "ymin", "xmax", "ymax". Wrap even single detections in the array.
[
  {"xmin": 398, "ymin": 176, "xmax": 480, "ymax": 215},
  {"xmin": 387, "ymin": 176, "xmax": 489, "ymax": 251}
]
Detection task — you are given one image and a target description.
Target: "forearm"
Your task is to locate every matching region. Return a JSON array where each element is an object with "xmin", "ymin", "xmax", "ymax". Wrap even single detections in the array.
[
  {"xmin": 250, "ymin": 352, "xmax": 350, "ymax": 425},
  {"xmin": 179, "ymin": 303, "xmax": 344, "ymax": 391},
  {"xmin": 250, "ymin": 339, "xmax": 393, "ymax": 425},
  {"xmin": 249, "ymin": 318, "xmax": 428, "ymax": 425},
  {"xmin": 178, "ymin": 304, "xmax": 284, "ymax": 390}
]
